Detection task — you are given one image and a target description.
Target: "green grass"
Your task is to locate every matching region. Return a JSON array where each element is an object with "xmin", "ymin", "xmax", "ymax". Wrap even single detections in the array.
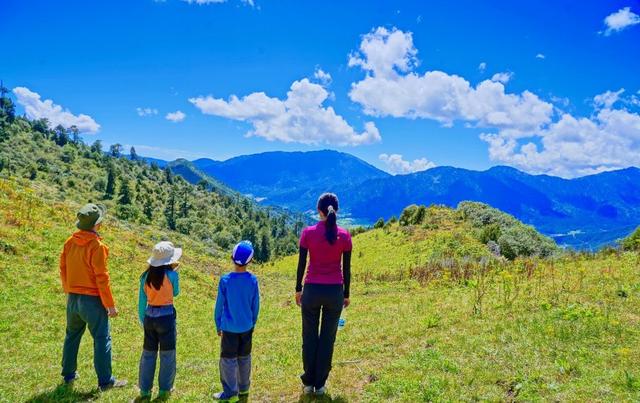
[{"xmin": 2, "ymin": 178, "xmax": 640, "ymax": 402}]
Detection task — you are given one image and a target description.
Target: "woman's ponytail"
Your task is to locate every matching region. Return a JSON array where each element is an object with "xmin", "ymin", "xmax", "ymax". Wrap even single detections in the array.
[{"xmin": 318, "ymin": 193, "xmax": 339, "ymax": 245}]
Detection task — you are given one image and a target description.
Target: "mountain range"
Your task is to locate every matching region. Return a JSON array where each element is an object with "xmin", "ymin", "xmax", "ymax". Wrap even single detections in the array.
[{"xmin": 159, "ymin": 150, "xmax": 640, "ymax": 250}]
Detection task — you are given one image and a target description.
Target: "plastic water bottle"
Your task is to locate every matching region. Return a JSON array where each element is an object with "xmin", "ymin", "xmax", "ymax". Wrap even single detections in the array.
[{"xmin": 337, "ymin": 309, "xmax": 346, "ymax": 331}]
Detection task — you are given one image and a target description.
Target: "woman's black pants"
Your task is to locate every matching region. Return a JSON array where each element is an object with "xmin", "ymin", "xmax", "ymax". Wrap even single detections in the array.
[{"xmin": 300, "ymin": 284, "xmax": 343, "ymax": 389}]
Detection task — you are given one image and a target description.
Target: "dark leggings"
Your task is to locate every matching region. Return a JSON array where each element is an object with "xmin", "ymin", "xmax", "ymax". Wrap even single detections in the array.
[{"xmin": 300, "ymin": 284, "xmax": 343, "ymax": 389}]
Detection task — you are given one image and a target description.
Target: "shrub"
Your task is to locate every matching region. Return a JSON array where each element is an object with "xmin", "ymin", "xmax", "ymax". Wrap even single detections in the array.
[
  {"xmin": 458, "ymin": 201, "xmax": 557, "ymax": 260},
  {"xmin": 479, "ymin": 223, "xmax": 501, "ymax": 244},
  {"xmin": 116, "ymin": 204, "xmax": 141, "ymax": 221},
  {"xmin": 399, "ymin": 205, "xmax": 419, "ymax": 226},
  {"xmin": 350, "ymin": 226, "xmax": 367, "ymax": 237},
  {"xmin": 457, "ymin": 201, "xmax": 518, "ymax": 228},
  {"xmin": 374, "ymin": 218, "xmax": 385, "ymax": 229},
  {"xmin": 498, "ymin": 225, "xmax": 557, "ymax": 260},
  {"xmin": 399, "ymin": 205, "xmax": 427, "ymax": 226},
  {"xmin": 621, "ymin": 226, "xmax": 640, "ymax": 251}
]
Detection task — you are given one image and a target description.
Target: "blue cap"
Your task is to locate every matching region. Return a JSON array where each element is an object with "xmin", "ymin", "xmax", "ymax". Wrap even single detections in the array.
[{"xmin": 232, "ymin": 241, "xmax": 254, "ymax": 266}]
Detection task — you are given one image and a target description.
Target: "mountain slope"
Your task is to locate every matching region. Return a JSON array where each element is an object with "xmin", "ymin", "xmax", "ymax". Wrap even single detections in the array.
[
  {"xmin": 0, "ymin": 118, "xmax": 301, "ymax": 259},
  {"xmin": 340, "ymin": 166, "xmax": 640, "ymax": 249},
  {"xmin": 5, "ymin": 178, "xmax": 640, "ymax": 402},
  {"xmin": 177, "ymin": 150, "xmax": 640, "ymax": 249},
  {"xmin": 190, "ymin": 150, "xmax": 390, "ymax": 211}
]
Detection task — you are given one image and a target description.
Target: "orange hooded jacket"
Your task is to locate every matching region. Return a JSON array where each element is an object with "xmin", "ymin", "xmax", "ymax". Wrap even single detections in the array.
[{"xmin": 59, "ymin": 231, "xmax": 115, "ymax": 308}]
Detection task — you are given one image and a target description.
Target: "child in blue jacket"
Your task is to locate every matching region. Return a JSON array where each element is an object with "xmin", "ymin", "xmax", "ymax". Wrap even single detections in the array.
[{"xmin": 213, "ymin": 241, "xmax": 260, "ymax": 402}]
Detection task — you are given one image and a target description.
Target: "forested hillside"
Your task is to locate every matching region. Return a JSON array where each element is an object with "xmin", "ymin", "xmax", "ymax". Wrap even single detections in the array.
[{"xmin": 0, "ymin": 88, "xmax": 303, "ymax": 262}]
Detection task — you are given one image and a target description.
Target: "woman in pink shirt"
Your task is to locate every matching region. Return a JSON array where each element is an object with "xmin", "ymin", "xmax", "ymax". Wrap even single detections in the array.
[{"xmin": 295, "ymin": 193, "xmax": 352, "ymax": 396}]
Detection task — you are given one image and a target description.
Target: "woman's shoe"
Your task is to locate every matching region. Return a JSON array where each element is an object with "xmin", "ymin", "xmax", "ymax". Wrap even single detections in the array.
[{"xmin": 315, "ymin": 386, "xmax": 327, "ymax": 396}]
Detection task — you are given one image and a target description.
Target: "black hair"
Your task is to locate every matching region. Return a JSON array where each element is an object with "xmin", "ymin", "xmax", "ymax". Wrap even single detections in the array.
[
  {"xmin": 143, "ymin": 264, "xmax": 174, "ymax": 290},
  {"xmin": 317, "ymin": 193, "xmax": 339, "ymax": 245}
]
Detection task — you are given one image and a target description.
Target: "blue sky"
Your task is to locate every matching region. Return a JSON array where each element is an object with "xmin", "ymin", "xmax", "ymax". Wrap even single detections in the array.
[{"xmin": 2, "ymin": 0, "xmax": 640, "ymax": 177}]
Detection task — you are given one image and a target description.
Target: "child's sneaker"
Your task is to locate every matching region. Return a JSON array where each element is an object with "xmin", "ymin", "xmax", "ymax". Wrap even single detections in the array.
[
  {"xmin": 99, "ymin": 378, "xmax": 128, "ymax": 391},
  {"xmin": 136, "ymin": 390, "xmax": 152, "ymax": 402},
  {"xmin": 158, "ymin": 389, "xmax": 172, "ymax": 400},
  {"xmin": 315, "ymin": 386, "xmax": 327, "ymax": 396},
  {"xmin": 213, "ymin": 392, "xmax": 239, "ymax": 402},
  {"xmin": 302, "ymin": 385, "xmax": 314, "ymax": 395},
  {"xmin": 238, "ymin": 389, "xmax": 250, "ymax": 396}
]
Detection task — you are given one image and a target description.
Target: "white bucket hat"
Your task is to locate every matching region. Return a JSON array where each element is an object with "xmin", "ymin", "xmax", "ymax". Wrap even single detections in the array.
[{"xmin": 148, "ymin": 241, "xmax": 183, "ymax": 267}]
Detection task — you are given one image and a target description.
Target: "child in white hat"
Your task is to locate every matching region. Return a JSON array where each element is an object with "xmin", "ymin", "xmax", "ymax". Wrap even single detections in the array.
[{"xmin": 137, "ymin": 241, "xmax": 182, "ymax": 400}]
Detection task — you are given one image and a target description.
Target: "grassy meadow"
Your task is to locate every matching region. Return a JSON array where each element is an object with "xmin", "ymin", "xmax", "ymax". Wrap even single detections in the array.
[{"xmin": 2, "ymin": 178, "xmax": 640, "ymax": 402}]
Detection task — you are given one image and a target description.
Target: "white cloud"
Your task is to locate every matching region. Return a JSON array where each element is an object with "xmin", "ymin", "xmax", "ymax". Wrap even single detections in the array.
[
  {"xmin": 481, "ymin": 107, "xmax": 640, "ymax": 178},
  {"xmin": 490, "ymin": 72, "xmax": 513, "ymax": 84},
  {"xmin": 137, "ymin": 107, "xmax": 158, "ymax": 117},
  {"xmin": 165, "ymin": 110, "xmax": 186, "ymax": 122},
  {"xmin": 593, "ymin": 88, "xmax": 624, "ymax": 109},
  {"xmin": 348, "ymin": 27, "xmax": 418, "ymax": 80},
  {"xmin": 379, "ymin": 153, "xmax": 435, "ymax": 174},
  {"xmin": 313, "ymin": 68, "xmax": 332, "ymax": 85},
  {"xmin": 550, "ymin": 95, "xmax": 570, "ymax": 108},
  {"xmin": 189, "ymin": 78, "xmax": 380, "ymax": 146},
  {"xmin": 13, "ymin": 87, "xmax": 100, "ymax": 133},
  {"xmin": 124, "ymin": 144, "xmax": 208, "ymax": 161},
  {"xmin": 535, "ymin": 53, "xmax": 545, "ymax": 59},
  {"xmin": 348, "ymin": 27, "xmax": 552, "ymax": 136},
  {"xmin": 478, "ymin": 62, "xmax": 487, "ymax": 72},
  {"xmin": 348, "ymin": 26, "xmax": 640, "ymax": 178},
  {"xmin": 602, "ymin": 7, "xmax": 640, "ymax": 35}
]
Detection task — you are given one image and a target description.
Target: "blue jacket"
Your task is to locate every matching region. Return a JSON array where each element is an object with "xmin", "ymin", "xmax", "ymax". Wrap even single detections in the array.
[{"xmin": 214, "ymin": 271, "xmax": 260, "ymax": 333}]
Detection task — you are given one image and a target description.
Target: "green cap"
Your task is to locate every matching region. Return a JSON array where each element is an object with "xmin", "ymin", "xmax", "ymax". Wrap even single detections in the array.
[{"xmin": 76, "ymin": 203, "xmax": 105, "ymax": 231}]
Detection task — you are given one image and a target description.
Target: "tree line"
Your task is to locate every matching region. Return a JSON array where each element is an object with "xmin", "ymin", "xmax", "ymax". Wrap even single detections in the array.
[{"xmin": 0, "ymin": 84, "xmax": 305, "ymax": 262}]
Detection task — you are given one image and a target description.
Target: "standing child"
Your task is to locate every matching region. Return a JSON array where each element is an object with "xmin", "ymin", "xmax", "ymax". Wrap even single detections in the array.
[
  {"xmin": 59, "ymin": 203, "xmax": 127, "ymax": 390},
  {"xmin": 213, "ymin": 241, "xmax": 260, "ymax": 402},
  {"xmin": 137, "ymin": 241, "xmax": 181, "ymax": 400}
]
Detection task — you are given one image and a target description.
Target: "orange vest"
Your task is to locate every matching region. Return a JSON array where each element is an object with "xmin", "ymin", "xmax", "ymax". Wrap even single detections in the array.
[{"xmin": 144, "ymin": 275, "xmax": 174, "ymax": 306}]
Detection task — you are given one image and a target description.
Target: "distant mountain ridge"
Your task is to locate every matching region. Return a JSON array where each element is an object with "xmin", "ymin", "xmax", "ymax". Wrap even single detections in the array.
[
  {"xmin": 340, "ymin": 165, "xmax": 640, "ymax": 249},
  {"xmin": 190, "ymin": 150, "xmax": 390, "ymax": 211},
  {"xmin": 163, "ymin": 151, "xmax": 640, "ymax": 250}
]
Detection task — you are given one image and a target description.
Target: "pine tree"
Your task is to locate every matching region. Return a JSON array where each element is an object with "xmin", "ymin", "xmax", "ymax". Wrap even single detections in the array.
[
  {"xmin": 109, "ymin": 143, "xmax": 123, "ymax": 157},
  {"xmin": 0, "ymin": 82, "xmax": 15, "ymax": 127},
  {"xmin": 91, "ymin": 140, "xmax": 103, "ymax": 154},
  {"xmin": 164, "ymin": 188, "xmax": 177, "ymax": 230},
  {"xmin": 178, "ymin": 187, "xmax": 191, "ymax": 218},
  {"xmin": 118, "ymin": 180, "xmax": 133, "ymax": 205},
  {"xmin": 257, "ymin": 229, "xmax": 272, "ymax": 262},
  {"xmin": 143, "ymin": 196, "xmax": 154, "ymax": 221},
  {"xmin": 241, "ymin": 222, "xmax": 258, "ymax": 245},
  {"xmin": 104, "ymin": 163, "xmax": 116, "ymax": 199},
  {"xmin": 69, "ymin": 125, "xmax": 80, "ymax": 145},
  {"xmin": 54, "ymin": 125, "xmax": 69, "ymax": 146},
  {"xmin": 164, "ymin": 167, "xmax": 174, "ymax": 184},
  {"xmin": 130, "ymin": 146, "xmax": 138, "ymax": 161},
  {"xmin": 32, "ymin": 119, "xmax": 50, "ymax": 138}
]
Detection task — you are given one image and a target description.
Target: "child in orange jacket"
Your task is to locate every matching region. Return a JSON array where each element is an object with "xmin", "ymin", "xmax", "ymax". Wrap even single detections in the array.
[{"xmin": 137, "ymin": 241, "xmax": 181, "ymax": 400}]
